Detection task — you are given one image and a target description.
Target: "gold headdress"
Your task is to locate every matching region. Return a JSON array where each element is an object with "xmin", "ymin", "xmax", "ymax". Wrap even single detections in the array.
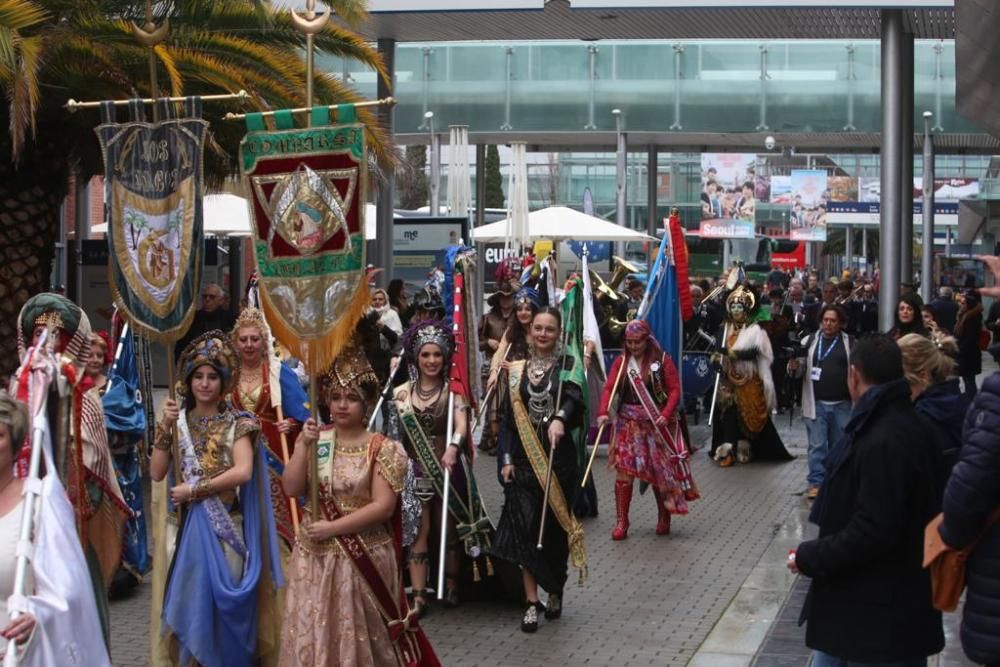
[
  {"xmin": 322, "ymin": 342, "xmax": 379, "ymax": 404},
  {"xmin": 176, "ymin": 330, "xmax": 240, "ymax": 398},
  {"xmin": 232, "ymin": 307, "xmax": 270, "ymax": 339},
  {"xmin": 726, "ymin": 284, "xmax": 756, "ymax": 312}
]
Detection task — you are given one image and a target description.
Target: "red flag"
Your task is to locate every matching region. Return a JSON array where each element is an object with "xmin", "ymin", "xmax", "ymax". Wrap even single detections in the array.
[
  {"xmin": 448, "ymin": 267, "xmax": 474, "ymax": 411},
  {"xmin": 668, "ymin": 210, "xmax": 694, "ymax": 321}
]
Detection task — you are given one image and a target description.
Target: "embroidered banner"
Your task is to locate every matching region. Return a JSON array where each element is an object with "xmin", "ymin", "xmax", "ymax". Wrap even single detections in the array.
[
  {"xmin": 239, "ymin": 106, "xmax": 368, "ymax": 372},
  {"xmin": 96, "ymin": 99, "xmax": 207, "ymax": 344}
]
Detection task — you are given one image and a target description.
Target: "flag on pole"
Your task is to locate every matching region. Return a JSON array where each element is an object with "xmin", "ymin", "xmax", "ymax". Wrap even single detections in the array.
[
  {"xmin": 580, "ymin": 247, "xmax": 606, "ymax": 378},
  {"xmin": 639, "ymin": 210, "xmax": 692, "ymax": 371},
  {"xmin": 240, "ymin": 104, "xmax": 369, "ymax": 373},
  {"xmin": 448, "ymin": 255, "xmax": 479, "ymax": 420},
  {"xmin": 560, "ymin": 277, "xmax": 590, "ymax": 472},
  {"xmin": 96, "ymin": 98, "xmax": 207, "ymax": 344}
]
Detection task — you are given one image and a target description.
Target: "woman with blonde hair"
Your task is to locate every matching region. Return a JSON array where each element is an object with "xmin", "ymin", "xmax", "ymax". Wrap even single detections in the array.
[{"xmin": 897, "ymin": 332, "xmax": 969, "ymax": 482}]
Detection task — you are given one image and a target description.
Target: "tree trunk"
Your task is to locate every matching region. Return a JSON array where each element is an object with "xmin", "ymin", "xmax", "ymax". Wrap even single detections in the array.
[{"xmin": 0, "ymin": 164, "xmax": 65, "ymax": 377}]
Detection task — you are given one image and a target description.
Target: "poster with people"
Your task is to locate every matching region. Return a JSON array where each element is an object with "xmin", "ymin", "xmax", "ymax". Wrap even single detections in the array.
[
  {"xmin": 789, "ymin": 169, "xmax": 829, "ymax": 241},
  {"xmin": 699, "ymin": 153, "xmax": 756, "ymax": 239}
]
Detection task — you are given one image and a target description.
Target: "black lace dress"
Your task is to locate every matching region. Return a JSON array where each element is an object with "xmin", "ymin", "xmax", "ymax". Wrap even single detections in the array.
[{"xmin": 492, "ymin": 362, "xmax": 583, "ymax": 595}]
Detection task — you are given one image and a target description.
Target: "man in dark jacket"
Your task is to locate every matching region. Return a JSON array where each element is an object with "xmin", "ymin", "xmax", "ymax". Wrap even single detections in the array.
[
  {"xmin": 789, "ymin": 335, "xmax": 944, "ymax": 666},
  {"xmin": 929, "ymin": 286, "xmax": 960, "ymax": 334}
]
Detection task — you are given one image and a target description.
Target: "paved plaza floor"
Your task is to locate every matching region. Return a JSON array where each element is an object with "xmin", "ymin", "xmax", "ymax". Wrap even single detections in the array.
[{"xmin": 107, "ymin": 381, "xmax": 982, "ymax": 666}]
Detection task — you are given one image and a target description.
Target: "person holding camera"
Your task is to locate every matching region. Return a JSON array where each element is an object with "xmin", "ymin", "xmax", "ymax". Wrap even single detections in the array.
[{"xmin": 788, "ymin": 305, "xmax": 852, "ymax": 501}]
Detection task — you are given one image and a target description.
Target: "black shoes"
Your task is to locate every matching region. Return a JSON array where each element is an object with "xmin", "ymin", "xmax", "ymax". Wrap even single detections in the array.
[
  {"xmin": 521, "ymin": 594, "xmax": 562, "ymax": 632},
  {"xmin": 544, "ymin": 592, "xmax": 562, "ymax": 620},
  {"xmin": 521, "ymin": 601, "xmax": 545, "ymax": 633}
]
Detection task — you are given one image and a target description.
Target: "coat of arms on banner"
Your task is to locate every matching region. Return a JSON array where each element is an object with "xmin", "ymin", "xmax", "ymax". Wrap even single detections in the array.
[
  {"xmin": 239, "ymin": 108, "xmax": 368, "ymax": 371},
  {"xmin": 96, "ymin": 99, "xmax": 207, "ymax": 343}
]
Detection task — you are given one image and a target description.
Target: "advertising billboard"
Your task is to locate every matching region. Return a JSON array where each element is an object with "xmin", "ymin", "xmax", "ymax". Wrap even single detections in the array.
[{"xmin": 699, "ymin": 153, "xmax": 756, "ymax": 239}]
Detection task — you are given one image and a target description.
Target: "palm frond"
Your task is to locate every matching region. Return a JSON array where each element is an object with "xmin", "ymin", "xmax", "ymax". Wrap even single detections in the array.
[{"xmin": 8, "ymin": 32, "xmax": 39, "ymax": 150}]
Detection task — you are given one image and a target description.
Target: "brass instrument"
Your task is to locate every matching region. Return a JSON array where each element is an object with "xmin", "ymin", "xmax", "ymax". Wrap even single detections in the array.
[{"xmin": 834, "ymin": 284, "xmax": 865, "ymax": 305}]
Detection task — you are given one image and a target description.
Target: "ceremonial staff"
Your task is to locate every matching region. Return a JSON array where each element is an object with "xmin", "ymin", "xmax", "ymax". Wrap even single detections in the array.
[
  {"xmin": 367, "ymin": 355, "xmax": 403, "ymax": 431},
  {"xmin": 707, "ymin": 267, "xmax": 741, "ymax": 426},
  {"xmin": 580, "ymin": 346, "xmax": 625, "ymax": 488},
  {"xmin": 537, "ymin": 324, "xmax": 571, "ymax": 551},
  {"xmin": 291, "ymin": 0, "xmax": 331, "ymax": 517},
  {"xmin": 437, "ymin": 391, "xmax": 457, "ymax": 598},
  {"xmin": 469, "ymin": 344, "xmax": 512, "ymax": 434},
  {"xmin": 4, "ymin": 330, "xmax": 51, "ymax": 667}
]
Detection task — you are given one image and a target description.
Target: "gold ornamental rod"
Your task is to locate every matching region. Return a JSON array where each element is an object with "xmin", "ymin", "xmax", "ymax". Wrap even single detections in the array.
[
  {"xmin": 66, "ymin": 90, "xmax": 250, "ymax": 111},
  {"xmin": 222, "ymin": 96, "xmax": 396, "ymax": 121}
]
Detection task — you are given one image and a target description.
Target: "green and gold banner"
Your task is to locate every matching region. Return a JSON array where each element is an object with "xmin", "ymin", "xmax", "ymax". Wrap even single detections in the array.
[
  {"xmin": 240, "ymin": 106, "xmax": 368, "ymax": 371},
  {"xmin": 96, "ymin": 99, "xmax": 207, "ymax": 343}
]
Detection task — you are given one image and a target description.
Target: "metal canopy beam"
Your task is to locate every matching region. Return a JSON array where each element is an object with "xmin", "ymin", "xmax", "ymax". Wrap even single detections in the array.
[{"xmin": 347, "ymin": 0, "xmax": 956, "ymax": 41}]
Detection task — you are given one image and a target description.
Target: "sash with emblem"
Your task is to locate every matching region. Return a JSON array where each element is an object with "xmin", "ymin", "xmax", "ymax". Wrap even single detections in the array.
[
  {"xmin": 239, "ymin": 105, "xmax": 369, "ymax": 372},
  {"xmin": 96, "ymin": 99, "xmax": 207, "ymax": 343}
]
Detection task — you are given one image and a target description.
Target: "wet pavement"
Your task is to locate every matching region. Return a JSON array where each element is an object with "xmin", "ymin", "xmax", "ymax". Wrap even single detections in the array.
[{"xmin": 108, "ymin": 363, "xmax": 989, "ymax": 666}]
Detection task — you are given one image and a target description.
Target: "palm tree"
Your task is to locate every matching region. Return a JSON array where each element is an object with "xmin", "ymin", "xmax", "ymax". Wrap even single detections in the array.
[{"xmin": 0, "ymin": 0, "xmax": 392, "ymax": 375}]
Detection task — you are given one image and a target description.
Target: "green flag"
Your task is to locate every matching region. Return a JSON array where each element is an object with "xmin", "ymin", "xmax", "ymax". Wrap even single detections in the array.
[{"xmin": 560, "ymin": 277, "xmax": 590, "ymax": 473}]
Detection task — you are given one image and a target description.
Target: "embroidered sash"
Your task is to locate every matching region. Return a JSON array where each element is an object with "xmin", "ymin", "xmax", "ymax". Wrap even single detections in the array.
[
  {"xmin": 507, "ymin": 361, "xmax": 587, "ymax": 581},
  {"xmin": 317, "ymin": 432, "xmax": 428, "ymax": 667},
  {"xmin": 626, "ymin": 362, "xmax": 695, "ymax": 494},
  {"xmin": 395, "ymin": 391, "xmax": 493, "ymax": 559},
  {"xmin": 177, "ymin": 411, "xmax": 247, "ymax": 557}
]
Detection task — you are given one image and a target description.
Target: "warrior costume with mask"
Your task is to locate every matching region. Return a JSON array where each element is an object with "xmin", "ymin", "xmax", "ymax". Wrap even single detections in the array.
[
  {"xmin": 227, "ymin": 307, "xmax": 311, "ymax": 551},
  {"xmin": 710, "ymin": 285, "xmax": 793, "ymax": 466},
  {"xmin": 151, "ymin": 331, "xmax": 283, "ymax": 667},
  {"xmin": 279, "ymin": 344, "xmax": 440, "ymax": 667},
  {"xmin": 13, "ymin": 293, "xmax": 129, "ymax": 647}
]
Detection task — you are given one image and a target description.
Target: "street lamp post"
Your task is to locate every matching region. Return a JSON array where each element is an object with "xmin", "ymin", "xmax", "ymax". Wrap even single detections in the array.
[
  {"xmin": 613, "ymin": 109, "xmax": 626, "ymax": 228},
  {"xmin": 425, "ymin": 111, "xmax": 440, "ymax": 215},
  {"xmin": 921, "ymin": 111, "xmax": 935, "ymax": 303}
]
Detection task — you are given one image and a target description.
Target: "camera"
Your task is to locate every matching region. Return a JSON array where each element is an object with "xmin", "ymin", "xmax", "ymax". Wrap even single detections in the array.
[{"xmin": 764, "ymin": 135, "xmax": 776, "ymax": 150}]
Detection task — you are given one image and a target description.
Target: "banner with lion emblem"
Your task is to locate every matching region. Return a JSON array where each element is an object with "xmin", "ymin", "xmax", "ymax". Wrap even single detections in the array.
[
  {"xmin": 239, "ymin": 105, "xmax": 368, "ymax": 372},
  {"xmin": 96, "ymin": 98, "xmax": 207, "ymax": 343}
]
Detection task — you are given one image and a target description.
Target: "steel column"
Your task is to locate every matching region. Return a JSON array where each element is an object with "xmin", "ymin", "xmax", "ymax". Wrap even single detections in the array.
[
  {"xmin": 879, "ymin": 10, "xmax": 903, "ymax": 332},
  {"xmin": 647, "ymin": 145, "xmax": 658, "ymax": 265},
  {"xmin": 921, "ymin": 112, "xmax": 935, "ymax": 303},
  {"xmin": 899, "ymin": 30, "xmax": 914, "ymax": 286},
  {"xmin": 614, "ymin": 109, "xmax": 626, "ymax": 227}
]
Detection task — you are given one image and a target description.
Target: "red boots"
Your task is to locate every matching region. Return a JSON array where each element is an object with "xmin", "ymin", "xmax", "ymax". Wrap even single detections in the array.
[
  {"xmin": 611, "ymin": 480, "xmax": 632, "ymax": 540},
  {"xmin": 652, "ymin": 488, "xmax": 672, "ymax": 535}
]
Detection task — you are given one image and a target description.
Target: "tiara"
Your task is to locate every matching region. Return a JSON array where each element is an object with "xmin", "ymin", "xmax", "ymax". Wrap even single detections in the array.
[{"xmin": 232, "ymin": 307, "xmax": 269, "ymax": 338}]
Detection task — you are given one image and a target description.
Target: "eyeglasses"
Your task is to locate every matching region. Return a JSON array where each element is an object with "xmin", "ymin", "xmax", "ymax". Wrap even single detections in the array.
[{"xmin": 202, "ymin": 293, "xmax": 219, "ymax": 300}]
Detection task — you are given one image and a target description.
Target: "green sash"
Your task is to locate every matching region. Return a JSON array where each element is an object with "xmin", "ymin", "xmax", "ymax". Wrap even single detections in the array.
[
  {"xmin": 396, "ymin": 389, "xmax": 493, "ymax": 561},
  {"xmin": 507, "ymin": 361, "xmax": 587, "ymax": 582}
]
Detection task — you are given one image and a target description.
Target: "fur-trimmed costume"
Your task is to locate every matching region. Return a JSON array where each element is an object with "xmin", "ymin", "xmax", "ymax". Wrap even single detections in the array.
[{"xmin": 710, "ymin": 285, "xmax": 793, "ymax": 465}]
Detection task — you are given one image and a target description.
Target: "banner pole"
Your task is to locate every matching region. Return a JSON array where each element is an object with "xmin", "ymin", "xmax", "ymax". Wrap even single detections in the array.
[
  {"xmin": 132, "ymin": 0, "xmax": 169, "ymax": 123},
  {"xmin": 291, "ymin": 0, "xmax": 331, "ymax": 129},
  {"xmin": 223, "ymin": 97, "xmax": 396, "ymax": 121}
]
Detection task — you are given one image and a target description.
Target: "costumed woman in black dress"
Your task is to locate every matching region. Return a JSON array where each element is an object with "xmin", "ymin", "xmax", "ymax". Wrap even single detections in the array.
[{"xmin": 493, "ymin": 307, "xmax": 587, "ymax": 634}]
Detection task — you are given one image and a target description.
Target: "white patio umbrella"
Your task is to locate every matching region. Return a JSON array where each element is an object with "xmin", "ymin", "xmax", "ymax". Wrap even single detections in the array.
[
  {"xmin": 94, "ymin": 194, "xmax": 386, "ymax": 240},
  {"xmin": 92, "ymin": 193, "xmax": 252, "ymax": 236},
  {"xmin": 472, "ymin": 206, "xmax": 655, "ymax": 243}
]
